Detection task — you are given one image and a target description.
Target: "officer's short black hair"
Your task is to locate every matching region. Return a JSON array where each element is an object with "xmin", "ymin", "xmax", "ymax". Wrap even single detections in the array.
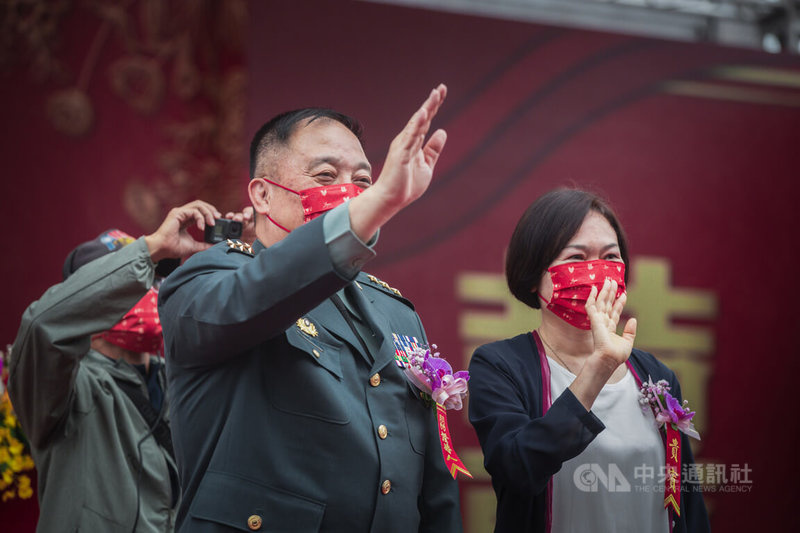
[
  {"xmin": 249, "ymin": 108, "xmax": 364, "ymax": 179},
  {"xmin": 505, "ymin": 188, "xmax": 630, "ymax": 309}
]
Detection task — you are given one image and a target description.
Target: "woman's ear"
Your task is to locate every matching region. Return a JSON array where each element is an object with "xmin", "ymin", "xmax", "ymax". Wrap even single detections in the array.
[{"xmin": 248, "ymin": 178, "xmax": 270, "ymax": 216}]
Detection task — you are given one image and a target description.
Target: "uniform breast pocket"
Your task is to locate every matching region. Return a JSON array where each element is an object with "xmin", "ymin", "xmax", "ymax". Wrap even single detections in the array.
[{"xmin": 264, "ymin": 329, "xmax": 350, "ymax": 424}]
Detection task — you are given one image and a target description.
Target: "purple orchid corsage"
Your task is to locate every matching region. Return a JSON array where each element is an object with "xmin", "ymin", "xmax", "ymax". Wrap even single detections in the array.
[
  {"xmin": 639, "ymin": 377, "xmax": 701, "ymax": 440},
  {"xmin": 404, "ymin": 344, "xmax": 469, "ymax": 411}
]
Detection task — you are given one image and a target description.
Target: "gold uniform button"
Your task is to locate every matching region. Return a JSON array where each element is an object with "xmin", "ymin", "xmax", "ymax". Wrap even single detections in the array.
[
  {"xmin": 369, "ymin": 373, "xmax": 381, "ymax": 387},
  {"xmin": 247, "ymin": 514, "xmax": 262, "ymax": 530},
  {"xmin": 381, "ymin": 479, "xmax": 392, "ymax": 494},
  {"xmin": 377, "ymin": 424, "xmax": 388, "ymax": 439},
  {"xmin": 312, "ymin": 349, "xmax": 320, "ymax": 358}
]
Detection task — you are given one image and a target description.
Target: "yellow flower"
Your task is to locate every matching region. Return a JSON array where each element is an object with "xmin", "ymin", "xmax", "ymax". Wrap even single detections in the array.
[
  {"xmin": 8, "ymin": 440, "xmax": 23, "ymax": 456},
  {"xmin": 0, "ymin": 383, "xmax": 35, "ymax": 502}
]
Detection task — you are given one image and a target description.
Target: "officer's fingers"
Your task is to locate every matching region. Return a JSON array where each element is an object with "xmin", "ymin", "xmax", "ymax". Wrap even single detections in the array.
[
  {"xmin": 422, "ymin": 129, "xmax": 447, "ymax": 169},
  {"xmin": 420, "ymin": 84, "xmax": 446, "ymax": 127},
  {"xmin": 395, "ymin": 86, "xmax": 444, "ymax": 154},
  {"xmin": 393, "ymin": 107, "xmax": 427, "ymax": 156}
]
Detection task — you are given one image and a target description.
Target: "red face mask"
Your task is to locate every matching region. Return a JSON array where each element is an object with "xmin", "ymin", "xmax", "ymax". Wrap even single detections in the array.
[
  {"xmin": 99, "ymin": 287, "xmax": 163, "ymax": 353},
  {"xmin": 540, "ymin": 259, "xmax": 626, "ymax": 330},
  {"xmin": 262, "ymin": 178, "xmax": 364, "ymax": 232}
]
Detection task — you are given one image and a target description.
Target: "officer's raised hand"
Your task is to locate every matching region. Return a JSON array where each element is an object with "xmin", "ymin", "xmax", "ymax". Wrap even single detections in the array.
[{"xmin": 348, "ymin": 84, "xmax": 447, "ymax": 241}]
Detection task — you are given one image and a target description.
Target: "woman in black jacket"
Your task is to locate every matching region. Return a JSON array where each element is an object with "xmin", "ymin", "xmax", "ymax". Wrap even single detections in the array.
[{"xmin": 468, "ymin": 189, "xmax": 710, "ymax": 533}]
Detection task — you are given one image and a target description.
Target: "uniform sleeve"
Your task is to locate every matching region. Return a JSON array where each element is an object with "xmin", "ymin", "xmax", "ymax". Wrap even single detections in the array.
[
  {"xmin": 7, "ymin": 238, "xmax": 155, "ymax": 448},
  {"xmin": 468, "ymin": 344, "xmax": 605, "ymax": 495},
  {"xmin": 159, "ymin": 212, "xmax": 374, "ymax": 369},
  {"xmin": 323, "ymin": 201, "xmax": 377, "ymax": 279}
]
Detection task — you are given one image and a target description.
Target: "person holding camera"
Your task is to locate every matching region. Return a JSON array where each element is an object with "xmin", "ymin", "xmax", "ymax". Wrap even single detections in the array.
[
  {"xmin": 8, "ymin": 200, "xmax": 252, "ymax": 532},
  {"xmin": 158, "ymin": 86, "xmax": 463, "ymax": 532}
]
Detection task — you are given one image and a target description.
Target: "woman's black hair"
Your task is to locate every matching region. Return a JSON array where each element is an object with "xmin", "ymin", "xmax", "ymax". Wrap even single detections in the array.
[{"xmin": 505, "ymin": 188, "xmax": 629, "ymax": 309}]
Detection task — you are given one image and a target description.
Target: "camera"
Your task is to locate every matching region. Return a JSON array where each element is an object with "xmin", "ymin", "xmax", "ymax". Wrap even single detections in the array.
[{"xmin": 204, "ymin": 218, "xmax": 243, "ymax": 244}]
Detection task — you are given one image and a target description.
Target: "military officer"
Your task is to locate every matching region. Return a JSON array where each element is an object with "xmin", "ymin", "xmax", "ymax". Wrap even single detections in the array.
[{"xmin": 158, "ymin": 85, "xmax": 463, "ymax": 532}]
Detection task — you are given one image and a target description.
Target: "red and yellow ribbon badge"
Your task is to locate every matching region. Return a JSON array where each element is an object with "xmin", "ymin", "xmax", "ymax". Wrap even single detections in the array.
[
  {"xmin": 436, "ymin": 403, "xmax": 472, "ymax": 479},
  {"xmin": 664, "ymin": 425, "xmax": 681, "ymax": 515}
]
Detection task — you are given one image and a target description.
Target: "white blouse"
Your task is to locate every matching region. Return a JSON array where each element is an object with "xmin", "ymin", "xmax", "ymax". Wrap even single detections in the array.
[{"xmin": 548, "ymin": 357, "xmax": 669, "ymax": 533}]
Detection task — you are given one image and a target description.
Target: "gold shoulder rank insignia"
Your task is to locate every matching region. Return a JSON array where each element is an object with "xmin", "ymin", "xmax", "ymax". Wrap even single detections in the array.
[
  {"xmin": 296, "ymin": 317, "xmax": 318, "ymax": 337},
  {"xmin": 366, "ymin": 274, "xmax": 402, "ymax": 297},
  {"xmin": 226, "ymin": 239, "xmax": 254, "ymax": 256}
]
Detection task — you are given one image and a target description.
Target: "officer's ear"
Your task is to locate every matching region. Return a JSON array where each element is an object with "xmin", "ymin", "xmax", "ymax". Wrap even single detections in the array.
[{"xmin": 248, "ymin": 177, "xmax": 271, "ymax": 216}]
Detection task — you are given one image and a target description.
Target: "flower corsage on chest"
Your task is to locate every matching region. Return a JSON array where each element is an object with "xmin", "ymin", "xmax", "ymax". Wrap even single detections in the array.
[
  {"xmin": 639, "ymin": 377, "xmax": 701, "ymax": 515},
  {"xmin": 393, "ymin": 338, "xmax": 472, "ymax": 479}
]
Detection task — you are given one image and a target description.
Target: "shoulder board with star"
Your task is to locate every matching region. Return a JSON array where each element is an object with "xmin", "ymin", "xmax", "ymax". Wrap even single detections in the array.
[
  {"xmin": 225, "ymin": 239, "xmax": 254, "ymax": 257},
  {"xmin": 361, "ymin": 273, "xmax": 412, "ymax": 305}
]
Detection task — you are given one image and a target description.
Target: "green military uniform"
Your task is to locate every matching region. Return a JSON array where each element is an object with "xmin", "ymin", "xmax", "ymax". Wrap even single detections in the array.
[
  {"xmin": 159, "ymin": 204, "xmax": 462, "ymax": 532},
  {"xmin": 9, "ymin": 238, "xmax": 177, "ymax": 532}
]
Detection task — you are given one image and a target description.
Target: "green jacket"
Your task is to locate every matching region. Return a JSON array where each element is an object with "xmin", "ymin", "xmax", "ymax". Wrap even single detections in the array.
[
  {"xmin": 159, "ymin": 208, "xmax": 462, "ymax": 532},
  {"xmin": 9, "ymin": 238, "xmax": 178, "ymax": 532}
]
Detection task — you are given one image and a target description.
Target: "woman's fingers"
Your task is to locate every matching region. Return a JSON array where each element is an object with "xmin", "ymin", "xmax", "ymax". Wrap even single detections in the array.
[
  {"xmin": 586, "ymin": 279, "xmax": 628, "ymax": 333},
  {"xmin": 609, "ymin": 291, "xmax": 626, "ymax": 329},
  {"xmin": 622, "ymin": 317, "xmax": 637, "ymax": 344},
  {"xmin": 595, "ymin": 278, "xmax": 612, "ymax": 317},
  {"xmin": 585, "ymin": 285, "xmax": 599, "ymax": 316}
]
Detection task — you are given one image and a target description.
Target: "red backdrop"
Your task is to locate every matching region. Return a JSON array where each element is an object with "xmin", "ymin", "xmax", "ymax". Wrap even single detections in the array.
[{"xmin": 2, "ymin": 0, "xmax": 799, "ymax": 530}]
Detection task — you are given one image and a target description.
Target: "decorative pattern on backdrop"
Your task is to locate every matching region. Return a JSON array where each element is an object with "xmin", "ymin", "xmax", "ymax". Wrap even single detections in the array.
[{"xmin": 0, "ymin": 0, "xmax": 248, "ymax": 230}]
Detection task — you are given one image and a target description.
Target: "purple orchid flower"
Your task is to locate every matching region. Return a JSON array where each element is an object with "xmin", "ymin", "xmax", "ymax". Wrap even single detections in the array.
[
  {"xmin": 658, "ymin": 393, "xmax": 700, "ymax": 440},
  {"xmin": 642, "ymin": 376, "xmax": 701, "ymax": 440},
  {"xmin": 422, "ymin": 355, "xmax": 452, "ymax": 391},
  {"xmin": 403, "ymin": 346, "xmax": 470, "ymax": 411}
]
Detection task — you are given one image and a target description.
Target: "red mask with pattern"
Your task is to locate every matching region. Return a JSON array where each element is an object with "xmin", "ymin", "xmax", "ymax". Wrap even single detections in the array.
[
  {"xmin": 539, "ymin": 259, "xmax": 626, "ymax": 330},
  {"xmin": 262, "ymin": 178, "xmax": 363, "ymax": 232},
  {"xmin": 98, "ymin": 287, "xmax": 163, "ymax": 353}
]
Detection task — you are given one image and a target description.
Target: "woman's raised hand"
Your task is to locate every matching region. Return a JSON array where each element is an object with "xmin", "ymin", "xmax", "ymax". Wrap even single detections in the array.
[{"xmin": 585, "ymin": 278, "xmax": 637, "ymax": 372}]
